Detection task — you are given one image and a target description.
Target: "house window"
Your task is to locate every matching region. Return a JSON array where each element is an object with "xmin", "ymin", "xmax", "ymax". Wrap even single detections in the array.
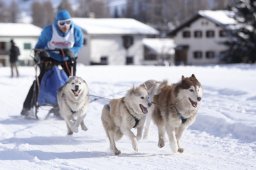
[
  {"xmin": 24, "ymin": 43, "xmax": 31, "ymax": 50},
  {"xmin": 0, "ymin": 42, "xmax": 6, "ymax": 50},
  {"xmin": 201, "ymin": 21, "xmax": 208, "ymax": 25},
  {"xmin": 206, "ymin": 51, "xmax": 215, "ymax": 59},
  {"xmin": 100, "ymin": 56, "xmax": 108, "ymax": 65},
  {"xmin": 145, "ymin": 54, "xmax": 157, "ymax": 60},
  {"xmin": 182, "ymin": 31, "xmax": 191, "ymax": 38},
  {"xmin": 126, "ymin": 56, "xmax": 134, "ymax": 65},
  {"xmin": 122, "ymin": 36, "xmax": 134, "ymax": 49},
  {"xmin": 193, "ymin": 51, "xmax": 203, "ymax": 59},
  {"xmin": 194, "ymin": 30, "xmax": 202, "ymax": 38},
  {"xmin": 219, "ymin": 30, "xmax": 226, "ymax": 37},
  {"xmin": 206, "ymin": 30, "xmax": 215, "ymax": 38},
  {"xmin": 0, "ymin": 42, "xmax": 7, "ymax": 55}
]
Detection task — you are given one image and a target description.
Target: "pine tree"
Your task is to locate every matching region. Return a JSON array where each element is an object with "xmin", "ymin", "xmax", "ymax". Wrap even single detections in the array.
[{"xmin": 223, "ymin": 0, "xmax": 256, "ymax": 63}]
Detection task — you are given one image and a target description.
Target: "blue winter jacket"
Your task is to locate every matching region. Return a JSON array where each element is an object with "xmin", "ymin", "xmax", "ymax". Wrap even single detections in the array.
[{"xmin": 35, "ymin": 12, "xmax": 84, "ymax": 62}]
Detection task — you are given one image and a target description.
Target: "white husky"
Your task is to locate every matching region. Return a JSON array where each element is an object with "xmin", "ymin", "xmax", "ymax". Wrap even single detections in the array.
[
  {"xmin": 152, "ymin": 74, "xmax": 203, "ymax": 153},
  {"xmin": 57, "ymin": 76, "xmax": 89, "ymax": 135}
]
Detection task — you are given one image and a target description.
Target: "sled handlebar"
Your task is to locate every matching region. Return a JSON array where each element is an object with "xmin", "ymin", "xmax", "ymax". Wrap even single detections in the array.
[
  {"xmin": 33, "ymin": 48, "xmax": 63, "ymax": 52},
  {"xmin": 33, "ymin": 48, "xmax": 75, "ymax": 59}
]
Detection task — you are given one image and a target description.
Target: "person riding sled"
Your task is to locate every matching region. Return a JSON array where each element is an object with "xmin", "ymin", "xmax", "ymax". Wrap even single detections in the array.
[{"xmin": 21, "ymin": 10, "xmax": 84, "ymax": 116}]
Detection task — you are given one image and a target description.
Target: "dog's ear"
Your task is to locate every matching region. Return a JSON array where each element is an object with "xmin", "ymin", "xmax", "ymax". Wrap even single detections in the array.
[
  {"xmin": 82, "ymin": 79, "xmax": 87, "ymax": 84},
  {"xmin": 181, "ymin": 75, "xmax": 185, "ymax": 80},
  {"xmin": 191, "ymin": 74, "xmax": 196, "ymax": 78},
  {"xmin": 127, "ymin": 86, "xmax": 135, "ymax": 95},
  {"xmin": 132, "ymin": 85, "xmax": 136, "ymax": 94}
]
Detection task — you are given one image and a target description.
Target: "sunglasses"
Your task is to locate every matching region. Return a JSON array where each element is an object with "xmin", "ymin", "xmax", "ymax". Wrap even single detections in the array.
[{"xmin": 58, "ymin": 20, "xmax": 72, "ymax": 26}]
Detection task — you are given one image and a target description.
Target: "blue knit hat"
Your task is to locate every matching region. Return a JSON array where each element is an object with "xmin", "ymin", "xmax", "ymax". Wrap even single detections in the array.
[{"xmin": 55, "ymin": 10, "xmax": 71, "ymax": 21}]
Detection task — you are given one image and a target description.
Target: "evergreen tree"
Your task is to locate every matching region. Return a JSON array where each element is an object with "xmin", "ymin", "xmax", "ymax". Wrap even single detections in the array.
[{"xmin": 223, "ymin": 0, "xmax": 256, "ymax": 63}]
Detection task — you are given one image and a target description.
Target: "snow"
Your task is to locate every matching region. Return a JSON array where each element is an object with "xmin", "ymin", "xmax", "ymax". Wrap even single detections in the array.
[
  {"xmin": 199, "ymin": 10, "xmax": 237, "ymax": 25},
  {"xmin": 143, "ymin": 38, "xmax": 176, "ymax": 55},
  {"xmin": 0, "ymin": 23, "xmax": 41, "ymax": 36},
  {"xmin": 72, "ymin": 18, "xmax": 159, "ymax": 35},
  {"xmin": 0, "ymin": 64, "xmax": 256, "ymax": 170}
]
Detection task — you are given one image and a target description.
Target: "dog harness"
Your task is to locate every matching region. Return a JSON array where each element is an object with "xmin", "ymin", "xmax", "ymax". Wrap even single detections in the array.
[
  {"xmin": 121, "ymin": 98, "xmax": 140, "ymax": 128},
  {"xmin": 152, "ymin": 101, "xmax": 188, "ymax": 124},
  {"xmin": 62, "ymin": 93, "xmax": 80, "ymax": 114},
  {"xmin": 171, "ymin": 104, "xmax": 187, "ymax": 124}
]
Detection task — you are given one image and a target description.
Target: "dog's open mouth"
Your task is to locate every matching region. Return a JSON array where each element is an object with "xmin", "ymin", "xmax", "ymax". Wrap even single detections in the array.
[
  {"xmin": 140, "ymin": 104, "xmax": 148, "ymax": 114},
  {"xmin": 72, "ymin": 89, "xmax": 81, "ymax": 97},
  {"xmin": 189, "ymin": 98, "xmax": 197, "ymax": 108}
]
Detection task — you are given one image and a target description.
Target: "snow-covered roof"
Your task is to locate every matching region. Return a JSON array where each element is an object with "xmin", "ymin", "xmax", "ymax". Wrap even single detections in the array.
[
  {"xmin": 169, "ymin": 10, "xmax": 237, "ymax": 36},
  {"xmin": 72, "ymin": 18, "xmax": 159, "ymax": 35},
  {"xmin": 143, "ymin": 38, "xmax": 176, "ymax": 54},
  {"xmin": 199, "ymin": 10, "xmax": 237, "ymax": 25},
  {"xmin": 0, "ymin": 23, "xmax": 42, "ymax": 37}
]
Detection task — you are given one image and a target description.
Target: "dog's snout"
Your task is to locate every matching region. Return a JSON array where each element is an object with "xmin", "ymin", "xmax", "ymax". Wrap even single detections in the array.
[
  {"xmin": 148, "ymin": 102, "xmax": 152, "ymax": 107},
  {"xmin": 197, "ymin": 97, "xmax": 201, "ymax": 101},
  {"xmin": 75, "ymin": 85, "xmax": 79, "ymax": 91}
]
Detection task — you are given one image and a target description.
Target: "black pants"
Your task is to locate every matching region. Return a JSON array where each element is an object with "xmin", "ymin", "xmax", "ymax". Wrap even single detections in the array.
[{"xmin": 22, "ymin": 60, "xmax": 76, "ymax": 109}]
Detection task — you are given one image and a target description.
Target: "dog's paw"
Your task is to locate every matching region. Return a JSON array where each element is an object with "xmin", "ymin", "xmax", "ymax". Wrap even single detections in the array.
[
  {"xmin": 133, "ymin": 145, "xmax": 138, "ymax": 152},
  {"xmin": 81, "ymin": 125, "xmax": 88, "ymax": 131},
  {"xmin": 132, "ymin": 142, "xmax": 138, "ymax": 152},
  {"xmin": 114, "ymin": 149, "xmax": 121, "ymax": 155},
  {"xmin": 158, "ymin": 139, "xmax": 165, "ymax": 148},
  {"xmin": 132, "ymin": 138, "xmax": 138, "ymax": 152},
  {"xmin": 67, "ymin": 131, "xmax": 73, "ymax": 135},
  {"xmin": 178, "ymin": 148, "xmax": 184, "ymax": 153}
]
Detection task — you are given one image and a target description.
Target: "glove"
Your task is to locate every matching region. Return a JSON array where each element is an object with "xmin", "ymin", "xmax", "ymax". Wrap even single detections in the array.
[
  {"xmin": 63, "ymin": 49, "xmax": 74, "ymax": 58},
  {"xmin": 34, "ymin": 50, "xmax": 50, "ymax": 64},
  {"xmin": 39, "ymin": 51, "xmax": 50, "ymax": 58}
]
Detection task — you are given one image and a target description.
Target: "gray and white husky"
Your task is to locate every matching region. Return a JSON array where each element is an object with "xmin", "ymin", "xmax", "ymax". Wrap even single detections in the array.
[
  {"xmin": 152, "ymin": 74, "xmax": 203, "ymax": 153},
  {"xmin": 57, "ymin": 76, "xmax": 89, "ymax": 135},
  {"xmin": 101, "ymin": 85, "xmax": 151, "ymax": 155}
]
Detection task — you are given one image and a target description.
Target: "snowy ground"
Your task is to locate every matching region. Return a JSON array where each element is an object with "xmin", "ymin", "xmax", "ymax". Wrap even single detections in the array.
[{"xmin": 0, "ymin": 64, "xmax": 255, "ymax": 170}]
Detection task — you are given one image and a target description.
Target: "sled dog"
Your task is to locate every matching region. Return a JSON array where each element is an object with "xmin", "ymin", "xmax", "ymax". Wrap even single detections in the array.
[
  {"xmin": 101, "ymin": 85, "xmax": 151, "ymax": 155},
  {"xmin": 57, "ymin": 76, "xmax": 89, "ymax": 135},
  {"xmin": 139, "ymin": 80, "xmax": 162, "ymax": 139},
  {"xmin": 152, "ymin": 74, "xmax": 203, "ymax": 153}
]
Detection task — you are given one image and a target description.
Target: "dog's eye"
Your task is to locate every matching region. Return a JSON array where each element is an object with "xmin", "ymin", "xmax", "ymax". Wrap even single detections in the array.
[
  {"xmin": 72, "ymin": 82, "xmax": 75, "ymax": 85},
  {"xmin": 141, "ymin": 97, "xmax": 145, "ymax": 99},
  {"xmin": 190, "ymin": 89, "xmax": 194, "ymax": 92}
]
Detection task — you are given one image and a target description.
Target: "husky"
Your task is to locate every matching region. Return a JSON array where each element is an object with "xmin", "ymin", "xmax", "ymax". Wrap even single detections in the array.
[
  {"xmin": 101, "ymin": 85, "xmax": 151, "ymax": 155},
  {"xmin": 152, "ymin": 74, "xmax": 203, "ymax": 153},
  {"xmin": 57, "ymin": 76, "xmax": 89, "ymax": 135},
  {"xmin": 139, "ymin": 80, "xmax": 162, "ymax": 139}
]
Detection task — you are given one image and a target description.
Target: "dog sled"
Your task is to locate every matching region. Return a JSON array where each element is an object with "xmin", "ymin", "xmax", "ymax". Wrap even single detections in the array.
[{"xmin": 27, "ymin": 49, "xmax": 74, "ymax": 119}]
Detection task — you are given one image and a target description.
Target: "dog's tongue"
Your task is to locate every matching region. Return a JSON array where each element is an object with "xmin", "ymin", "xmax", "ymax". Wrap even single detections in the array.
[
  {"xmin": 189, "ymin": 98, "xmax": 197, "ymax": 108},
  {"xmin": 72, "ymin": 89, "xmax": 81, "ymax": 97},
  {"xmin": 140, "ymin": 104, "xmax": 148, "ymax": 114}
]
